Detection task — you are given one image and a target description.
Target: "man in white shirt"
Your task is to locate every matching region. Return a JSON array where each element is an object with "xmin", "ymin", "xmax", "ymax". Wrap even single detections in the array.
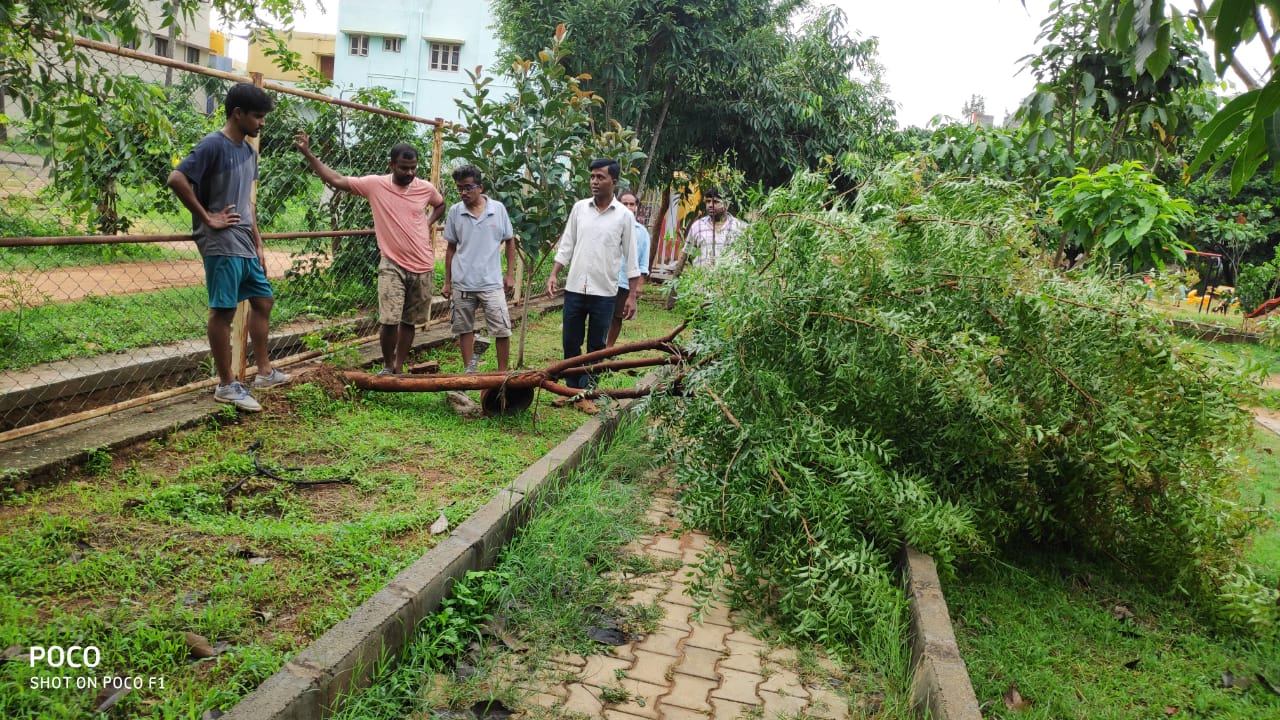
[{"xmin": 545, "ymin": 159, "xmax": 641, "ymax": 413}]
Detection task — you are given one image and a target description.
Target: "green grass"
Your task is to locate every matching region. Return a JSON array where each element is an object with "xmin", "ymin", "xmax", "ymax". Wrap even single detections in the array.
[
  {"xmin": 1243, "ymin": 428, "xmax": 1280, "ymax": 570},
  {"xmin": 0, "ymin": 243, "xmax": 189, "ymax": 271},
  {"xmin": 946, "ymin": 425, "xmax": 1280, "ymax": 720},
  {"xmin": 0, "ymin": 285, "xmax": 211, "ymax": 370},
  {"xmin": 0, "ymin": 257, "xmax": 566, "ymax": 371},
  {"xmin": 1180, "ymin": 336, "xmax": 1280, "ymax": 408},
  {"xmin": 0, "ymin": 269, "xmax": 374, "ymax": 371},
  {"xmin": 0, "ymin": 300, "xmax": 686, "ymax": 719}
]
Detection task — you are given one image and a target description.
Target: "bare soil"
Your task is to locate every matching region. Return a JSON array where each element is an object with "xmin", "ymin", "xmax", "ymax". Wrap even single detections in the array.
[{"xmin": 12, "ymin": 248, "xmax": 300, "ymax": 306}]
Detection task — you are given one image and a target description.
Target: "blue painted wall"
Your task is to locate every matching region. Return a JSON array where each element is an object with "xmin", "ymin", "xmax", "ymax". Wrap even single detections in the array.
[{"xmin": 333, "ymin": 0, "xmax": 513, "ymax": 122}]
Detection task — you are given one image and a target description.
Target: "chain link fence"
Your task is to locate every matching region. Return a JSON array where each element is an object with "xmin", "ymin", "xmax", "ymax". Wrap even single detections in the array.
[{"xmin": 0, "ymin": 39, "xmax": 452, "ymax": 437}]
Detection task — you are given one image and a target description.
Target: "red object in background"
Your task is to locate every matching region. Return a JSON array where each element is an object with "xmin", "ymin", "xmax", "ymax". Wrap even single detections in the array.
[{"xmin": 1245, "ymin": 297, "xmax": 1280, "ymax": 319}]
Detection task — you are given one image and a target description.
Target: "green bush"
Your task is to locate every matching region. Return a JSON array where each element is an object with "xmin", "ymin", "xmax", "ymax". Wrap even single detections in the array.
[
  {"xmin": 1237, "ymin": 253, "xmax": 1280, "ymax": 312},
  {"xmin": 1048, "ymin": 161, "xmax": 1194, "ymax": 271}
]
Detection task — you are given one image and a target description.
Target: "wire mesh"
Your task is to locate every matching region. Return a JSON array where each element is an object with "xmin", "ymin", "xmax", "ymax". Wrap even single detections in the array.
[{"xmin": 0, "ymin": 41, "xmax": 448, "ymax": 435}]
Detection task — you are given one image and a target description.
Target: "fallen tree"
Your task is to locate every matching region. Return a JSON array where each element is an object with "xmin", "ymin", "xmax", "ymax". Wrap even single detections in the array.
[{"xmin": 648, "ymin": 163, "xmax": 1277, "ymax": 659}]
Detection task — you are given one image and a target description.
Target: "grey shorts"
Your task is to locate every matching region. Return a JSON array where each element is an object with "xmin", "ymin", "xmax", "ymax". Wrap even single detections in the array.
[
  {"xmin": 450, "ymin": 287, "xmax": 512, "ymax": 338},
  {"xmin": 378, "ymin": 256, "xmax": 433, "ymax": 326}
]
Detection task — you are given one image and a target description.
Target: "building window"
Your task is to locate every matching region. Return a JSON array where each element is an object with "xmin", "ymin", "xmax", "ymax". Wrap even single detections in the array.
[
  {"xmin": 349, "ymin": 34, "xmax": 369, "ymax": 57},
  {"xmin": 153, "ymin": 36, "xmax": 170, "ymax": 58},
  {"xmin": 429, "ymin": 42, "xmax": 461, "ymax": 72},
  {"xmin": 383, "ymin": 37, "xmax": 402, "ymax": 53},
  {"xmin": 185, "ymin": 46, "xmax": 200, "ymax": 65}
]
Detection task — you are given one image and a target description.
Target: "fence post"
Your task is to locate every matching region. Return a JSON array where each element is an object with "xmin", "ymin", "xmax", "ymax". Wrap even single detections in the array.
[
  {"xmin": 429, "ymin": 120, "xmax": 445, "ymax": 327},
  {"xmin": 230, "ymin": 72, "xmax": 266, "ymax": 382}
]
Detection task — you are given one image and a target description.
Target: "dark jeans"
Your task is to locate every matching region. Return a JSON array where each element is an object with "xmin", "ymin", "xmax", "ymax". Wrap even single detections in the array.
[{"xmin": 561, "ymin": 290, "xmax": 615, "ymax": 390}]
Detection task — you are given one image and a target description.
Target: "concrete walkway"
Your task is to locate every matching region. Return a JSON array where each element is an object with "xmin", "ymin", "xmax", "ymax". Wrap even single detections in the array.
[{"xmin": 515, "ymin": 485, "xmax": 852, "ymax": 719}]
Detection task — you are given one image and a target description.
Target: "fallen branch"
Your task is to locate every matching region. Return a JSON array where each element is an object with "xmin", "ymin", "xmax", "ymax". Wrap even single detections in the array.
[{"xmin": 344, "ymin": 323, "xmax": 688, "ymax": 395}]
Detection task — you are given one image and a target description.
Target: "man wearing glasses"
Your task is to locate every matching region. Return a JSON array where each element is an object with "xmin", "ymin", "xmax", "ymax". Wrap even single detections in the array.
[
  {"xmin": 293, "ymin": 131, "xmax": 446, "ymax": 375},
  {"xmin": 441, "ymin": 165, "xmax": 517, "ymax": 373}
]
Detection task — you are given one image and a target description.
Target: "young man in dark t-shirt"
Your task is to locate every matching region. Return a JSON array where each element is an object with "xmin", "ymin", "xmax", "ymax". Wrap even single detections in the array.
[{"xmin": 166, "ymin": 83, "xmax": 290, "ymax": 412}]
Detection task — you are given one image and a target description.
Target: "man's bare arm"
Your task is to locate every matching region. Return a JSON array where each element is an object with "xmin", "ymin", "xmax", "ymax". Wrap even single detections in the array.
[{"xmin": 293, "ymin": 131, "xmax": 353, "ymax": 192}]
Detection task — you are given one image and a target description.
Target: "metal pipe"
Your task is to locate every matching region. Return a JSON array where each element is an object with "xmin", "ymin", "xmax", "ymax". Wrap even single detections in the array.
[{"xmin": 1, "ymin": 230, "xmax": 375, "ymax": 248}]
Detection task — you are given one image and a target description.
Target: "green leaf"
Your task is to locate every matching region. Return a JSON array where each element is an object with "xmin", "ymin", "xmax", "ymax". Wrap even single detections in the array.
[
  {"xmin": 1134, "ymin": 33, "xmax": 1159, "ymax": 76},
  {"xmin": 1189, "ymin": 89, "xmax": 1258, "ymax": 173},
  {"xmin": 1263, "ymin": 108, "xmax": 1280, "ymax": 162},
  {"xmin": 1214, "ymin": 0, "xmax": 1254, "ymax": 74},
  {"xmin": 1145, "ymin": 21, "xmax": 1172, "ymax": 78}
]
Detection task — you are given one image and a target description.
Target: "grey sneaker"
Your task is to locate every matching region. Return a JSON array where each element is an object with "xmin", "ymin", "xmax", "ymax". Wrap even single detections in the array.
[
  {"xmin": 376, "ymin": 367, "xmax": 395, "ymax": 376},
  {"xmin": 463, "ymin": 358, "xmax": 479, "ymax": 374},
  {"xmin": 214, "ymin": 382, "xmax": 262, "ymax": 412},
  {"xmin": 252, "ymin": 368, "xmax": 291, "ymax": 388}
]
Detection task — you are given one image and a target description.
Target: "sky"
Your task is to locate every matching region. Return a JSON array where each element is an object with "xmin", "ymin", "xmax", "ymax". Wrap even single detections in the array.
[{"xmin": 829, "ymin": 0, "xmax": 1051, "ymax": 127}]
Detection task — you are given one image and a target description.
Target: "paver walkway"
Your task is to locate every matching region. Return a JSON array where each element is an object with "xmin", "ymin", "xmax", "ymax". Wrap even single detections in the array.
[{"xmin": 517, "ymin": 486, "xmax": 852, "ymax": 719}]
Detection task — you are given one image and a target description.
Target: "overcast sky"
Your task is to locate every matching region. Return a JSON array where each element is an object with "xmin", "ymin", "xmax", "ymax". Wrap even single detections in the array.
[{"xmin": 829, "ymin": 0, "xmax": 1051, "ymax": 127}]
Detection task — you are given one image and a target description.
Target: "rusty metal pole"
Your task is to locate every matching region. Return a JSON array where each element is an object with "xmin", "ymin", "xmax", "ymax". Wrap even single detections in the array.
[
  {"xmin": 428, "ymin": 119, "xmax": 445, "ymax": 332},
  {"xmin": 230, "ymin": 71, "xmax": 267, "ymax": 382}
]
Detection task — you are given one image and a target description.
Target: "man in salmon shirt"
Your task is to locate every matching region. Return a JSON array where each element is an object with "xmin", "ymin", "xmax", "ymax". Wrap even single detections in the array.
[{"xmin": 294, "ymin": 131, "xmax": 446, "ymax": 374}]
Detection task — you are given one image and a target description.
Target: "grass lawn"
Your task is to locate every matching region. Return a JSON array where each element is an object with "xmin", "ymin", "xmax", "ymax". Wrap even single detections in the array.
[
  {"xmin": 947, "ymin": 426, "xmax": 1280, "ymax": 719},
  {"xmin": 0, "ymin": 299, "xmax": 685, "ymax": 719}
]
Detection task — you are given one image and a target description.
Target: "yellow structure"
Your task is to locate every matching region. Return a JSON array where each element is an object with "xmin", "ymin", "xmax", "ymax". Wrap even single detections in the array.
[
  {"xmin": 209, "ymin": 30, "xmax": 227, "ymax": 57},
  {"xmin": 247, "ymin": 30, "xmax": 336, "ymax": 84}
]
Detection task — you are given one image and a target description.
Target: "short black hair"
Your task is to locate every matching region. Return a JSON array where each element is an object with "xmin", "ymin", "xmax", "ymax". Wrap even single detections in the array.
[
  {"xmin": 589, "ymin": 158, "xmax": 620, "ymax": 181},
  {"xmin": 451, "ymin": 164, "xmax": 483, "ymax": 185},
  {"xmin": 389, "ymin": 143, "xmax": 419, "ymax": 163},
  {"xmin": 703, "ymin": 185, "xmax": 725, "ymax": 199},
  {"xmin": 224, "ymin": 83, "xmax": 274, "ymax": 118}
]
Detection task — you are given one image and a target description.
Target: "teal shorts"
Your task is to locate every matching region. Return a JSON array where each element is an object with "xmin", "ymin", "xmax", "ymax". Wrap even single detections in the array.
[{"xmin": 204, "ymin": 255, "xmax": 274, "ymax": 310}]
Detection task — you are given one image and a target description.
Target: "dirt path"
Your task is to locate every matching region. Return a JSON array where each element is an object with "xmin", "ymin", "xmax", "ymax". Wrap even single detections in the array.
[
  {"xmin": 8, "ymin": 248, "xmax": 298, "ymax": 303},
  {"xmin": 5, "ymin": 236, "xmax": 451, "ymax": 308},
  {"xmin": 5, "ymin": 249, "xmax": 300, "ymax": 307}
]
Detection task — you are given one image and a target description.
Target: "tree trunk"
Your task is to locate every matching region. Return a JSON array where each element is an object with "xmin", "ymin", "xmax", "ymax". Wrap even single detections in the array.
[
  {"xmin": 516, "ymin": 251, "xmax": 534, "ymax": 368},
  {"xmin": 637, "ymin": 79, "xmax": 675, "ymax": 196},
  {"xmin": 648, "ymin": 183, "xmax": 672, "ymax": 273}
]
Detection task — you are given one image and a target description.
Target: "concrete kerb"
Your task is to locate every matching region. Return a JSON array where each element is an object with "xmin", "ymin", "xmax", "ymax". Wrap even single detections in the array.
[
  {"xmin": 899, "ymin": 546, "xmax": 982, "ymax": 720},
  {"xmin": 220, "ymin": 388, "xmax": 645, "ymax": 720}
]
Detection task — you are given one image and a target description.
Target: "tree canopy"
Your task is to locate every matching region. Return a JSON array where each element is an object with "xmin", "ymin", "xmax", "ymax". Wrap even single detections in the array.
[{"xmin": 491, "ymin": 0, "xmax": 898, "ymax": 189}]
